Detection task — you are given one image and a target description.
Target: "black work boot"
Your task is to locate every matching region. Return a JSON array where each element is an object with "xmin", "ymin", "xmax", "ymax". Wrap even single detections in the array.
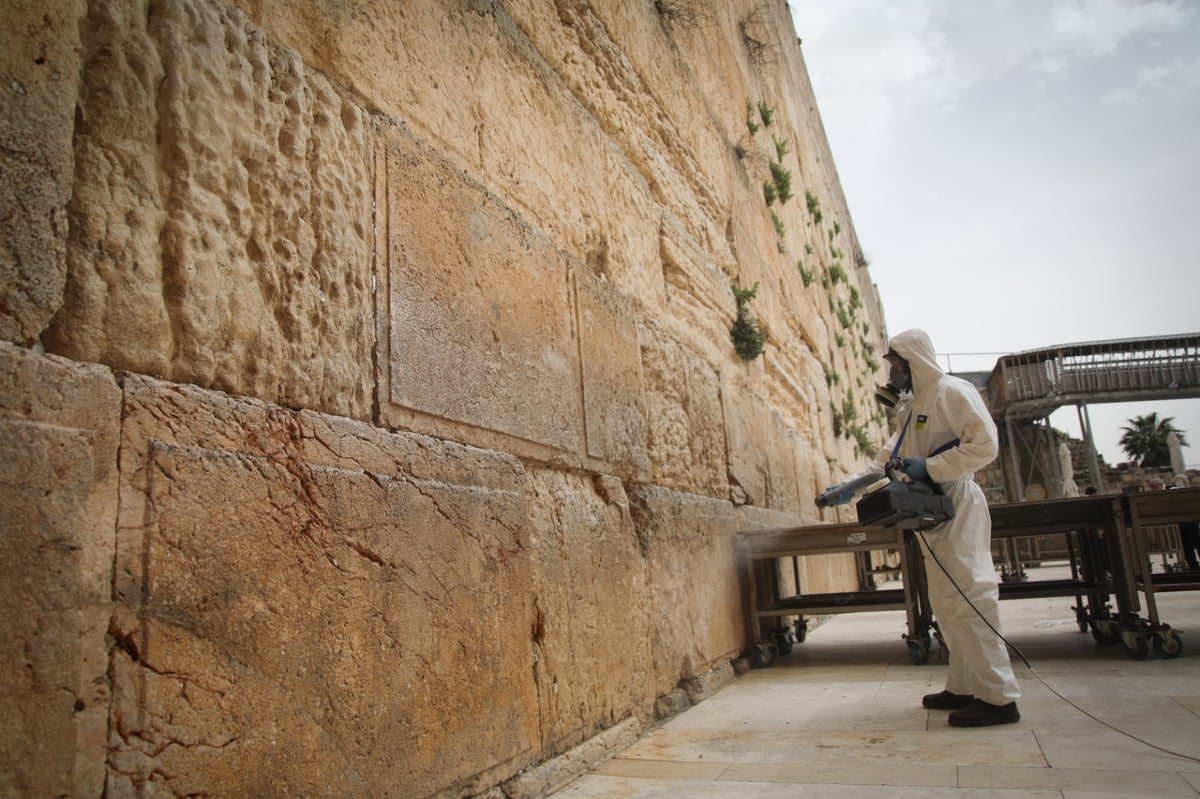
[
  {"xmin": 921, "ymin": 690, "xmax": 973, "ymax": 710},
  {"xmin": 948, "ymin": 699, "xmax": 1020, "ymax": 727}
]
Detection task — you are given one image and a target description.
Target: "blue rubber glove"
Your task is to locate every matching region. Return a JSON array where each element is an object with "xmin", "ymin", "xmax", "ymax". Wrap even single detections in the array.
[
  {"xmin": 824, "ymin": 484, "xmax": 854, "ymax": 506},
  {"xmin": 901, "ymin": 457, "xmax": 929, "ymax": 482}
]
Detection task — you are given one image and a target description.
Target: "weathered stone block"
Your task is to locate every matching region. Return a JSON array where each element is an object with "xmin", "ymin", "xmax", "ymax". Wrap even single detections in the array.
[
  {"xmin": 575, "ymin": 269, "xmax": 650, "ymax": 480},
  {"xmin": 639, "ymin": 321, "xmax": 729, "ymax": 498},
  {"xmin": 110, "ymin": 375, "xmax": 537, "ymax": 797},
  {"xmin": 627, "ymin": 485, "xmax": 742, "ymax": 696},
  {"xmin": 376, "ymin": 126, "xmax": 583, "ymax": 461},
  {"xmin": 232, "ymin": 0, "xmax": 606, "ymax": 260},
  {"xmin": 654, "ymin": 687, "xmax": 690, "ymax": 720},
  {"xmin": 722, "ymin": 374, "xmax": 770, "ymax": 507},
  {"xmin": 0, "ymin": 343, "xmax": 120, "ymax": 798},
  {"xmin": 525, "ymin": 468, "xmax": 653, "ymax": 755},
  {"xmin": 502, "ymin": 716, "xmax": 642, "ymax": 799},
  {"xmin": 0, "ymin": 1, "xmax": 85, "ymax": 344},
  {"xmin": 44, "ymin": 0, "xmax": 374, "ymax": 419}
]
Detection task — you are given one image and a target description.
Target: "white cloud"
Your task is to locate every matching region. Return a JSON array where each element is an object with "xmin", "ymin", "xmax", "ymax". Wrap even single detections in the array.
[
  {"xmin": 1050, "ymin": 0, "xmax": 1194, "ymax": 57},
  {"xmin": 799, "ymin": 0, "xmax": 1199, "ymax": 117}
]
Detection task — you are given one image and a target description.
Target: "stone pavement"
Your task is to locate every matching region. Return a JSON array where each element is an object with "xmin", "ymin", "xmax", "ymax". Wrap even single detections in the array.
[{"xmin": 547, "ymin": 569, "xmax": 1200, "ymax": 798}]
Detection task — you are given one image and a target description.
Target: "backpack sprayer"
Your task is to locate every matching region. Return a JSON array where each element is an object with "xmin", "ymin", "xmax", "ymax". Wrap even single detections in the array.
[
  {"xmin": 816, "ymin": 458, "xmax": 955, "ymax": 530},
  {"xmin": 815, "ymin": 411, "xmax": 955, "ymax": 530}
]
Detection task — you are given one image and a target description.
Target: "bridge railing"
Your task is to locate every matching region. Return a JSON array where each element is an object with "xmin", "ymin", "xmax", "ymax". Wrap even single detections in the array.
[{"xmin": 987, "ymin": 333, "xmax": 1200, "ymax": 418}]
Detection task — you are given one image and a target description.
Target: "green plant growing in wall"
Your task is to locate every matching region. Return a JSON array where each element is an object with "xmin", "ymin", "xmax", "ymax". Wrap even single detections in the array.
[
  {"xmin": 804, "ymin": 242, "xmax": 813, "ymax": 255},
  {"xmin": 730, "ymin": 280, "xmax": 767, "ymax": 361},
  {"xmin": 834, "ymin": 220, "xmax": 841, "ymax": 236},
  {"xmin": 841, "ymin": 390, "xmax": 858, "ymax": 424},
  {"xmin": 773, "ymin": 134, "xmax": 789, "ymax": 161},
  {"xmin": 849, "ymin": 286, "xmax": 862, "ymax": 309},
  {"xmin": 757, "ymin": 99, "xmax": 774, "ymax": 127},
  {"xmin": 846, "ymin": 422, "xmax": 872, "ymax": 456},
  {"xmin": 770, "ymin": 209, "xmax": 785, "ymax": 239},
  {"xmin": 835, "ymin": 332, "xmax": 845, "ymax": 348},
  {"xmin": 805, "ymin": 190, "xmax": 823, "ymax": 225},
  {"xmin": 769, "ymin": 160, "xmax": 792, "ymax": 203},
  {"xmin": 745, "ymin": 99, "xmax": 760, "ymax": 135},
  {"xmin": 763, "ymin": 179, "xmax": 777, "ymax": 206},
  {"xmin": 828, "ymin": 263, "xmax": 846, "ymax": 285},
  {"xmin": 797, "ymin": 261, "xmax": 813, "ymax": 287}
]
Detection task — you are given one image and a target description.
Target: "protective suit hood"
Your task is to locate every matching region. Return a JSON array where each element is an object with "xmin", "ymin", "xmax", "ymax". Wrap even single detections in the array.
[{"xmin": 888, "ymin": 328, "xmax": 943, "ymax": 394}]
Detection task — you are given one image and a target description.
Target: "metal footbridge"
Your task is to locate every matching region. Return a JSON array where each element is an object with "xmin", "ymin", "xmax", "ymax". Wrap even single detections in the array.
[{"xmin": 985, "ymin": 333, "xmax": 1200, "ymax": 499}]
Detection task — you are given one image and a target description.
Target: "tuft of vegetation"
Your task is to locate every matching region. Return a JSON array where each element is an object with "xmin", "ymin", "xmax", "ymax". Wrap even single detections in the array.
[
  {"xmin": 770, "ymin": 209, "xmax": 785, "ymax": 239},
  {"xmin": 828, "ymin": 263, "xmax": 846, "ymax": 285},
  {"xmin": 757, "ymin": 99, "xmax": 774, "ymax": 128},
  {"xmin": 846, "ymin": 422, "xmax": 872, "ymax": 457},
  {"xmin": 763, "ymin": 179, "xmax": 777, "ymax": 206},
  {"xmin": 773, "ymin": 134, "xmax": 789, "ymax": 161},
  {"xmin": 745, "ymin": 99, "xmax": 759, "ymax": 135},
  {"xmin": 730, "ymin": 280, "xmax": 767, "ymax": 361},
  {"xmin": 797, "ymin": 261, "xmax": 814, "ymax": 287},
  {"xmin": 769, "ymin": 160, "xmax": 792, "ymax": 203},
  {"xmin": 805, "ymin": 189, "xmax": 823, "ymax": 225}
]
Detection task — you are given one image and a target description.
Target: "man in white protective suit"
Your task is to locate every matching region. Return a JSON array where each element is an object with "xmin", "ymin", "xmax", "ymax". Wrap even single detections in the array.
[{"xmin": 827, "ymin": 328, "xmax": 1021, "ymax": 726}]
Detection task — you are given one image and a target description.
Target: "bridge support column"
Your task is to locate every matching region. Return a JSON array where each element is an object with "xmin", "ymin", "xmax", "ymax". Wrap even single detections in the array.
[{"xmin": 1004, "ymin": 411, "xmax": 1024, "ymax": 501}]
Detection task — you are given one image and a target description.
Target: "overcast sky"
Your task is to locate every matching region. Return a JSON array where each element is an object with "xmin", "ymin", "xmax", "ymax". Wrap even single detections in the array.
[{"xmin": 792, "ymin": 0, "xmax": 1200, "ymax": 471}]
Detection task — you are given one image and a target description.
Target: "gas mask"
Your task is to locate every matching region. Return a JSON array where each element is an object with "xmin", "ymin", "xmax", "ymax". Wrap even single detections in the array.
[{"xmin": 875, "ymin": 355, "xmax": 912, "ymax": 408}]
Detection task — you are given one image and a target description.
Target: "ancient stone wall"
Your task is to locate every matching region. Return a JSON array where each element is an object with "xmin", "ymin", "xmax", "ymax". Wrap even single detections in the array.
[{"xmin": 1, "ymin": 1, "xmax": 888, "ymax": 796}]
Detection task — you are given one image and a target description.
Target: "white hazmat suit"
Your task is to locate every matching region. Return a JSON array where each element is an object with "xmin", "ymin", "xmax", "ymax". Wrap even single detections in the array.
[{"xmin": 872, "ymin": 329, "xmax": 1021, "ymax": 708}]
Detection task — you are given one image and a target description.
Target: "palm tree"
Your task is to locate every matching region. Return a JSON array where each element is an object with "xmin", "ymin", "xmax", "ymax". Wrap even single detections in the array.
[{"xmin": 1119, "ymin": 413, "xmax": 1188, "ymax": 467}]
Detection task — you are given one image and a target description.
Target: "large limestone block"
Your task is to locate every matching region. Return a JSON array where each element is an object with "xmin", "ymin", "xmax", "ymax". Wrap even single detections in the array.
[
  {"xmin": 376, "ymin": 125, "xmax": 584, "ymax": 462},
  {"xmin": 44, "ymin": 0, "xmax": 374, "ymax": 419},
  {"xmin": 525, "ymin": 469, "xmax": 653, "ymax": 754},
  {"xmin": 0, "ymin": 343, "xmax": 120, "ymax": 798},
  {"xmin": 659, "ymin": 213, "xmax": 740, "ymax": 364},
  {"xmin": 0, "ymin": 1, "xmax": 85, "ymax": 344},
  {"xmin": 723, "ymin": 368, "xmax": 784, "ymax": 508},
  {"xmin": 628, "ymin": 486, "xmax": 742, "ymax": 696},
  {"xmin": 231, "ymin": 0, "xmax": 606, "ymax": 261},
  {"xmin": 638, "ymin": 321, "xmax": 728, "ymax": 499},
  {"xmin": 596, "ymin": 140, "xmax": 666, "ymax": 309},
  {"xmin": 110, "ymin": 375, "xmax": 537, "ymax": 797},
  {"xmin": 504, "ymin": 0, "xmax": 735, "ymax": 262},
  {"xmin": 575, "ymin": 268, "xmax": 650, "ymax": 480}
]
